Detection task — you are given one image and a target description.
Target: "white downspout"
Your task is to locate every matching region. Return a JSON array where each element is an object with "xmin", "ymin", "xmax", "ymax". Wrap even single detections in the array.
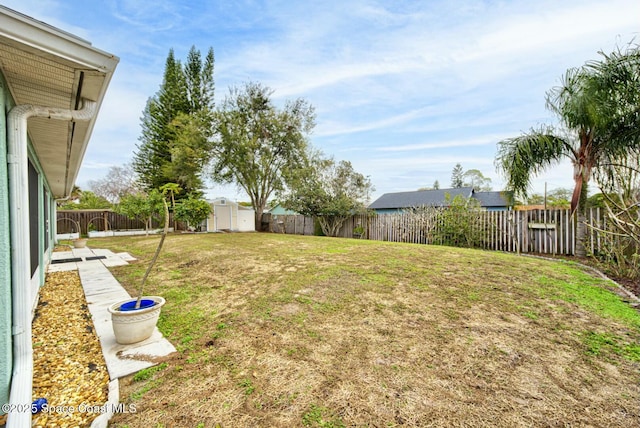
[{"xmin": 6, "ymin": 99, "xmax": 96, "ymax": 427}]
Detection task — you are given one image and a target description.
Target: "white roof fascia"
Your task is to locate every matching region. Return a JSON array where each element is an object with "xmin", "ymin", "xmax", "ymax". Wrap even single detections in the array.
[{"xmin": 0, "ymin": 6, "xmax": 119, "ymax": 74}]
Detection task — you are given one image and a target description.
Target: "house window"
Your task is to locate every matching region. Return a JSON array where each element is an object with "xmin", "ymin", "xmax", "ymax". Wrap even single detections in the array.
[
  {"xmin": 28, "ymin": 160, "xmax": 39, "ymax": 277},
  {"xmin": 43, "ymin": 187, "xmax": 49, "ymax": 252}
]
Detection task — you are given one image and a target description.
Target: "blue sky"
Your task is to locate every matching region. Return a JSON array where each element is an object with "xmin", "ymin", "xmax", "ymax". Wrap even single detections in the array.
[{"xmin": 4, "ymin": 0, "xmax": 639, "ymax": 202}]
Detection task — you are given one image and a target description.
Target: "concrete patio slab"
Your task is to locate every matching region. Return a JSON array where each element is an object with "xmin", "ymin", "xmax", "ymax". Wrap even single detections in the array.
[
  {"xmin": 90, "ymin": 248, "xmax": 118, "ymax": 257},
  {"xmin": 100, "ymin": 330, "xmax": 176, "ymax": 379},
  {"xmin": 51, "ymin": 250, "xmax": 75, "ymax": 260},
  {"xmin": 47, "ymin": 262, "xmax": 79, "ymax": 272},
  {"xmin": 102, "ymin": 257, "xmax": 130, "ymax": 267},
  {"xmin": 116, "ymin": 252, "xmax": 137, "ymax": 262},
  {"xmin": 47, "ymin": 248, "xmax": 137, "ymax": 272},
  {"xmin": 72, "ymin": 247, "xmax": 96, "ymax": 258}
]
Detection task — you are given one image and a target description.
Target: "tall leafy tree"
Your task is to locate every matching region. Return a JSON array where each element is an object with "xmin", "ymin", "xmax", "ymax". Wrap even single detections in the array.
[
  {"xmin": 116, "ymin": 189, "xmax": 165, "ymax": 234},
  {"xmin": 58, "ymin": 191, "xmax": 112, "ymax": 210},
  {"xmin": 88, "ymin": 162, "xmax": 141, "ymax": 204},
  {"xmin": 526, "ymin": 194, "xmax": 545, "ymax": 205},
  {"xmin": 212, "ymin": 81, "xmax": 316, "ymax": 229},
  {"xmin": 282, "ymin": 156, "xmax": 374, "ymax": 237},
  {"xmin": 547, "ymin": 188, "xmax": 571, "ymax": 207},
  {"xmin": 496, "ymin": 43, "xmax": 640, "ymax": 256},
  {"xmin": 134, "ymin": 46, "xmax": 215, "ymax": 195},
  {"xmin": 163, "ymin": 112, "xmax": 213, "ymax": 195},
  {"xmin": 463, "ymin": 169, "xmax": 492, "ymax": 191}
]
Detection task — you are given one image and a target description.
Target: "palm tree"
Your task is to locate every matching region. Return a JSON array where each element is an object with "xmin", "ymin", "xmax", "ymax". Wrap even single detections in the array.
[
  {"xmin": 69, "ymin": 185, "xmax": 82, "ymax": 202},
  {"xmin": 495, "ymin": 43, "xmax": 640, "ymax": 256}
]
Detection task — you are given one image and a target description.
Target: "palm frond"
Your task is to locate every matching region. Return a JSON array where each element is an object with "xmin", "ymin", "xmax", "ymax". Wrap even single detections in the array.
[
  {"xmin": 495, "ymin": 128, "xmax": 571, "ymax": 198},
  {"xmin": 585, "ymin": 42, "xmax": 640, "ymax": 150},
  {"xmin": 546, "ymin": 67, "xmax": 603, "ymax": 134}
]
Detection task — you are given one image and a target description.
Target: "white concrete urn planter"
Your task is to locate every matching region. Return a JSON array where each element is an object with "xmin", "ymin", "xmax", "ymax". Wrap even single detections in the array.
[
  {"xmin": 108, "ymin": 296, "xmax": 165, "ymax": 344},
  {"xmin": 72, "ymin": 238, "xmax": 88, "ymax": 248}
]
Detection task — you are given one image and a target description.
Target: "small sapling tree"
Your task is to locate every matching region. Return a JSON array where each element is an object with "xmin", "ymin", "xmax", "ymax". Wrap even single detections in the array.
[
  {"xmin": 116, "ymin": 189, "xmax": 164, "ymax": 234},
  {"xmin": 175, "ymin": 196, "xmax": 212, "ymax": 231}
]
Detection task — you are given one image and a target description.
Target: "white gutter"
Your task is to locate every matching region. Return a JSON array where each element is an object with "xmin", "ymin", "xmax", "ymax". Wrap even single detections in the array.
[
  {"xmin": 0, "ymin": 6, "xmax": 118, "ymax": 74},
  {"xmin": 6, "ymin": 99, "xmax": 96, "ymax": 428}
]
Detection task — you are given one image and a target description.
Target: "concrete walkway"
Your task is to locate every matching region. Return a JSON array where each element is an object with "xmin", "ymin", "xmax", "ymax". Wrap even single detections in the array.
[
  {"xmin": 49, "ymin": 247, "xmax": 177, "ymax": 427},
  {"xmin": 49, "ymin": 248, "xmax": 177, "ymax": 379}
]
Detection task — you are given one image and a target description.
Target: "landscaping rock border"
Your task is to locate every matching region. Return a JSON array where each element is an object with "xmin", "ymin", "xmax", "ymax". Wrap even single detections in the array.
[{"xmin": 30, "ymin": 270, "xmax": 110, "ymax": 428}]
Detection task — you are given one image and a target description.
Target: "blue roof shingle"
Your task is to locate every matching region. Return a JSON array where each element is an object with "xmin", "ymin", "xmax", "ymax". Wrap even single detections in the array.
[
  {"xmin": 369, "ymin": 187, "xmax": 474, "ymax": 209},
  {"xmin": 368, "ymin": 188, "xmax": 513, "ymax": 210}
]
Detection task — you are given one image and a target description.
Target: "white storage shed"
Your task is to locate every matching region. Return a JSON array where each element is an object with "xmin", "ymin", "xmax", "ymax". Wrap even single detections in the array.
[{"xmin": 206, "ymin": 198, "xmax": 255, "ymax": 232}]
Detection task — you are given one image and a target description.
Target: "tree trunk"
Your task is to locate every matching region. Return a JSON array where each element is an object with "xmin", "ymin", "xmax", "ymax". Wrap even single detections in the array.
[
  {"xmin": 318, "ymin": 216, "xmax": 347, "ymax": 237},
  {"xmin": 255, "ymin": 207, "xmax": 263, "ymax": 232},
  {"xmin": 136, "ymin": 199, "xmax": 169, "ymax": 308},
  {"xmin": 575, "ymin": 212, "xmax": 587, "ymax": 257},
  {"xmin": 574, "ymin": 181, "xmax": 589, "ymax": 257},
  {"xmin": 171, "ymin": 193, "xmax": 176, "ymax": 231}
]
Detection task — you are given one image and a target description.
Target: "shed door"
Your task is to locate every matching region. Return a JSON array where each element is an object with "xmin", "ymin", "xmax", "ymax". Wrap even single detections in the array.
[{"xmin": 216, "ymin": 205, "xmax": 232, "ymax": 230}]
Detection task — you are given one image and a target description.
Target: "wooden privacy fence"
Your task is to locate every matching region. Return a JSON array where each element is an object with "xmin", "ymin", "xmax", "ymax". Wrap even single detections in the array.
[
  {"xmin": 262, "ymin": 213, "xmax": 316, "ymax": 235},
  {"xmin": 263, "ymin": 208, "xmax": 606, "ymax": 256},
  {"xmin": 56, "ymin": 209, "xmax": 184, "ymax": 234}
]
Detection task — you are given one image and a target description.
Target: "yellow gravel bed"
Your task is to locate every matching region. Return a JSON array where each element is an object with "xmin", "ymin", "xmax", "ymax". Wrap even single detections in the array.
[{"xmin": 31, "ymin": 270, "xmax": 109, "ymax": 428}]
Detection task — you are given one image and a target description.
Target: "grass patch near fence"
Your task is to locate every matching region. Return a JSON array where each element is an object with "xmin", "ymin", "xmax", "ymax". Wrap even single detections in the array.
[{"xmin": 92, "ymin": 233, "xmax": 640, "ymax": 427}]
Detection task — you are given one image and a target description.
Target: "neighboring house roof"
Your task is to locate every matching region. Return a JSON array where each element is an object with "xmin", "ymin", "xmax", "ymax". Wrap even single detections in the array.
[
  {"xmin": 0, "ymin": 5, "xmax": 119, "ymax": 198},
  {"xmin": 369, "ymin": 187, "xmax": 513, "ymax": 210},
  {"xmin": 472, "ymin": 191, "xmax": 514, "ymax": 208},
  {"xmin": 369, "ymin": 187, "xmax": 474, "ymax": 210},
  {"xmin": 268, "ymin": 204, "xmax": 298, "ymax": 215}
]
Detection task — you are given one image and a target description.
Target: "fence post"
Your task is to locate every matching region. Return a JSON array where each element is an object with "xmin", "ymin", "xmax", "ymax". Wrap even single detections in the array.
[{"xmin": 595, "ymin": 207, "xmax": 601, "ymax": 254}]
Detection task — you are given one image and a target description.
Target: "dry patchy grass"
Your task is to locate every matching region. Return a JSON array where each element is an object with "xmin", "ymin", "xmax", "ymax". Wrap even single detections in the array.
[{"xmin": 93, "ymin": 233, "xmax": 640, "ymax": 427}]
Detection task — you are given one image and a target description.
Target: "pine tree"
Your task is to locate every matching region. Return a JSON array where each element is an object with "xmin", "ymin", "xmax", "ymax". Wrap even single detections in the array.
[
  {"xmin": 451, "ymin": 163, "xmax": 464, "ymax": 188},
  {"xmin": 185, "ymin": 47, "xmax": 215, "ymax": 115},
  {"xmin": 133, "ymin": 47, "xmax": 215, "ymax": 195}
]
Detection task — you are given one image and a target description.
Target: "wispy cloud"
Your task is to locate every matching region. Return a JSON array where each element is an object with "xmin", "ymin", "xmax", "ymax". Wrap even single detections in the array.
[
  {"xmin": 376, "ymin": 134, "xmax": 509, "ymax": 152},
  {"xmin": 106, "ymin": 0, "xmax": 185, "ymax": 32}
]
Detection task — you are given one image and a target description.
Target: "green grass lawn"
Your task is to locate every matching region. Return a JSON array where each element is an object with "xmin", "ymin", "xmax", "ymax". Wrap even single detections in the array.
[{"xmin": 92, "ymin": 232, "xmax": 640, "ymax": 427}]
